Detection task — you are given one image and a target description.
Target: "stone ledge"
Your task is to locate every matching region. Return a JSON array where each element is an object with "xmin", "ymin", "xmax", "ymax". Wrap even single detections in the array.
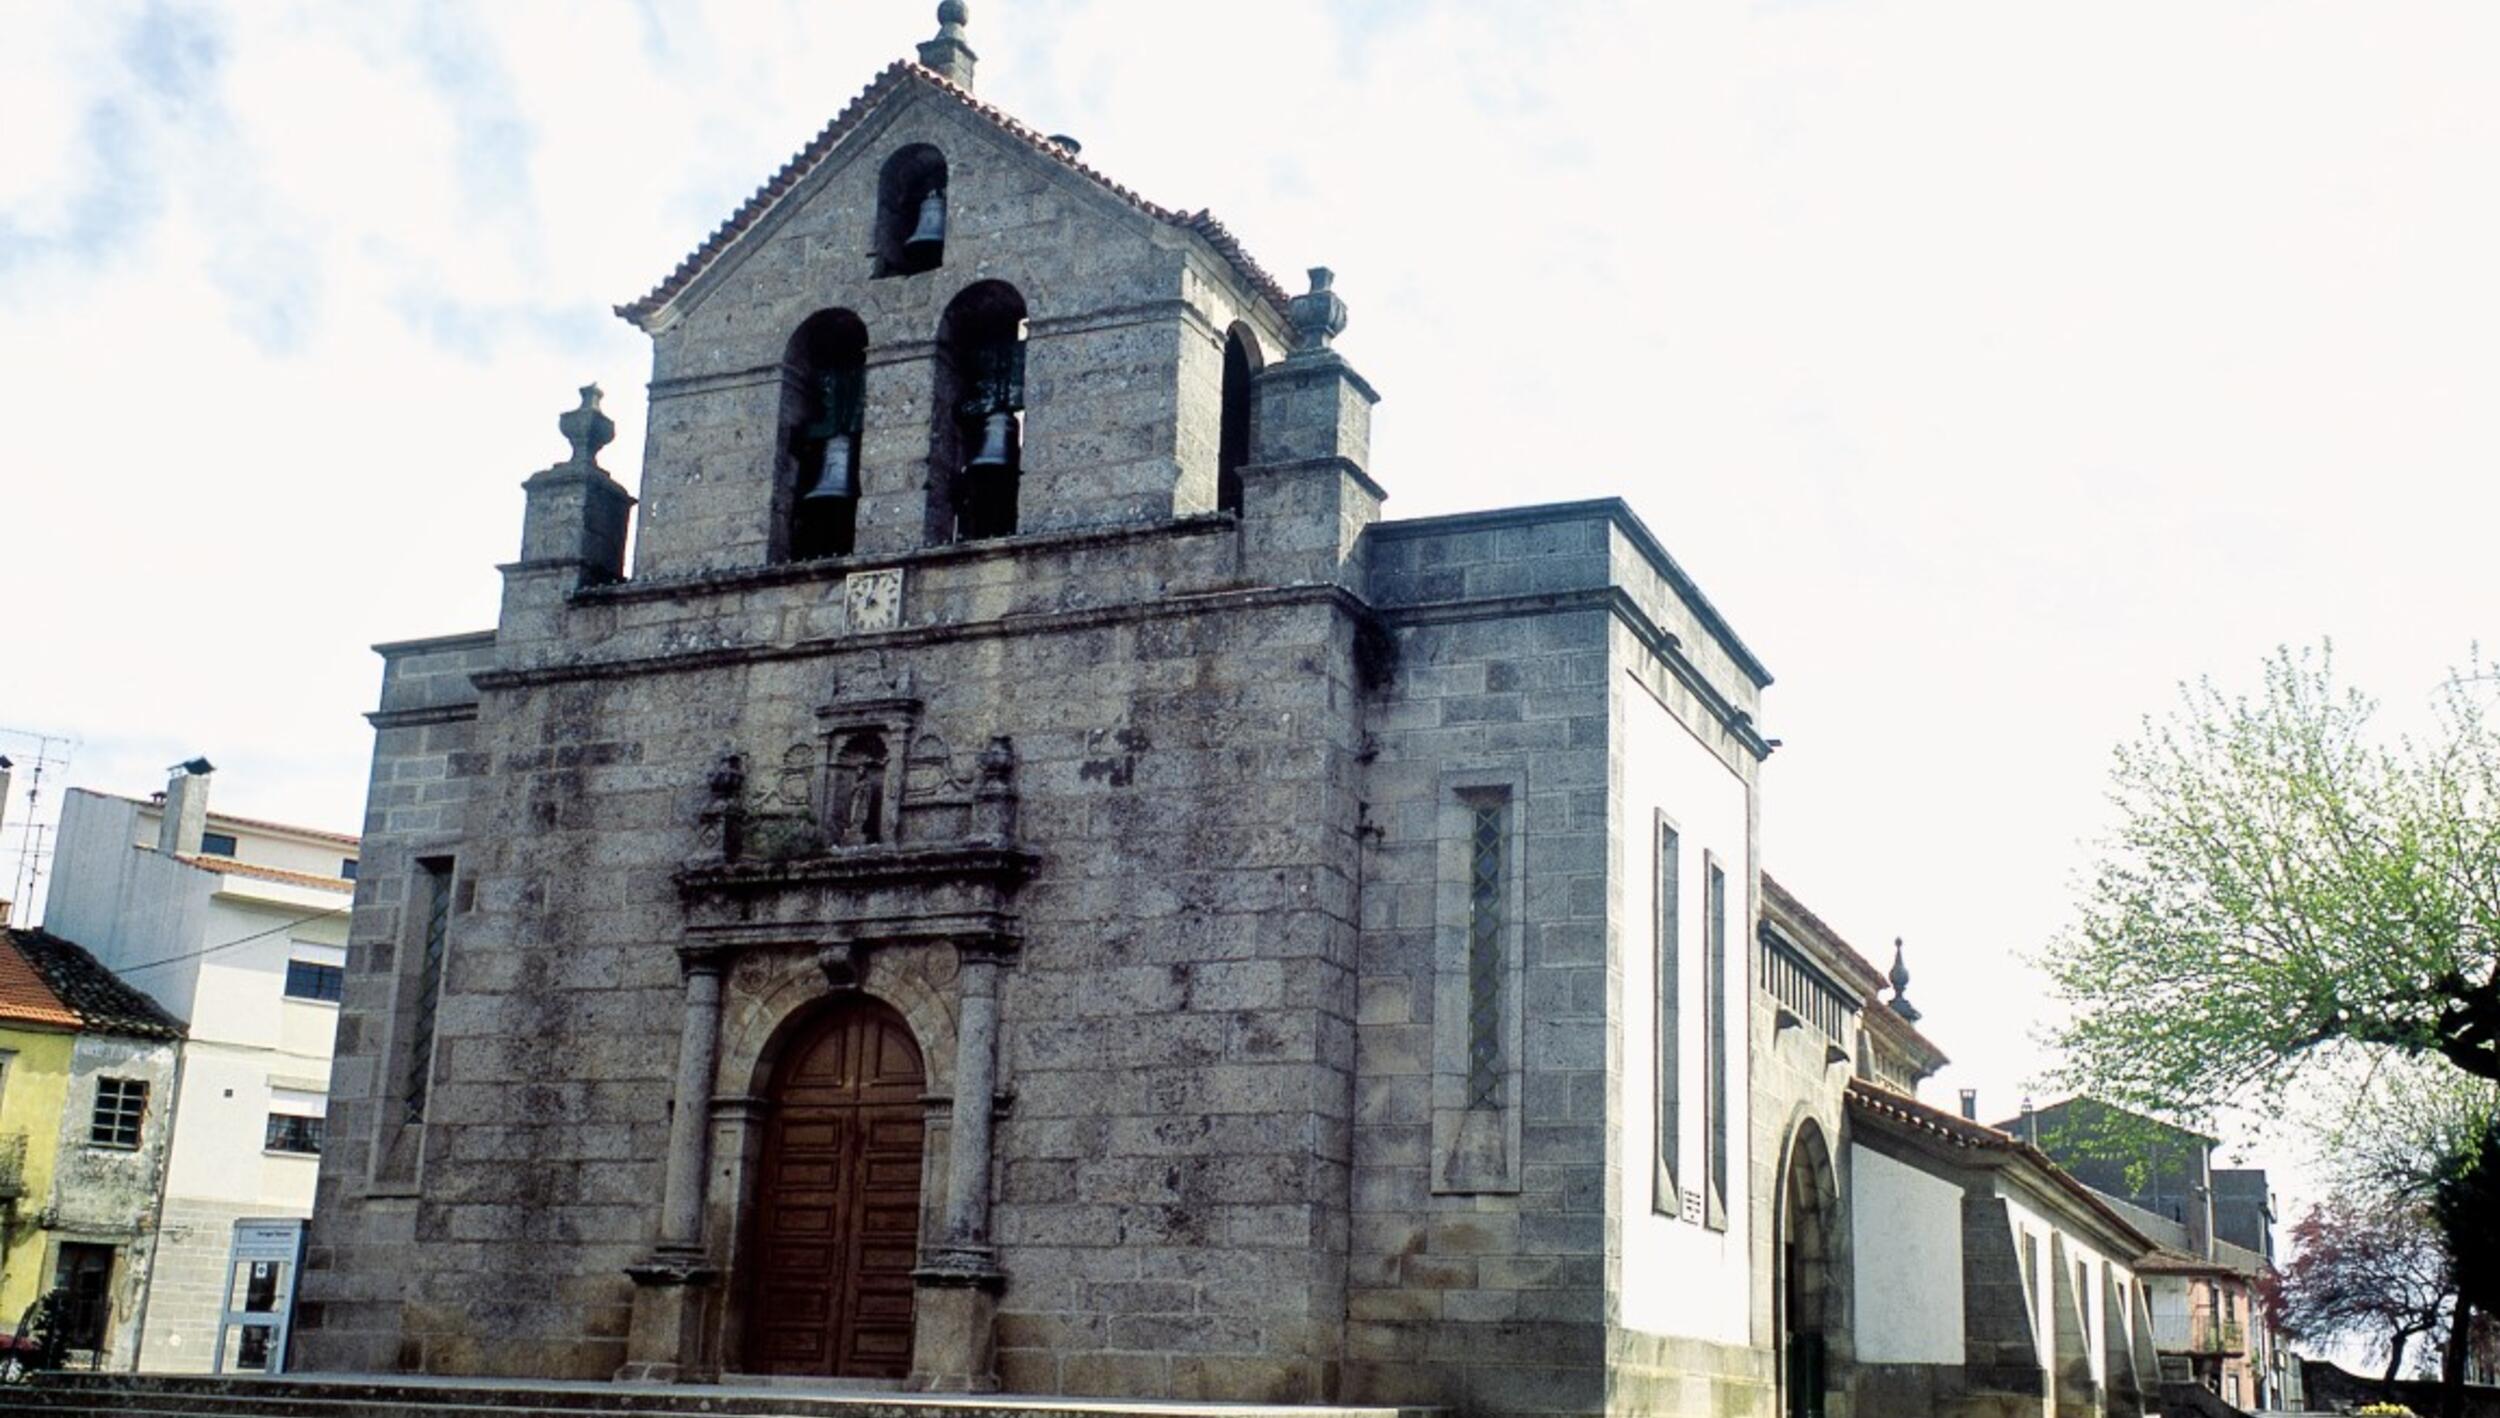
[{"xmin": 27, "ymin": 1371, "xmax": 1444, "ymax": 1418}]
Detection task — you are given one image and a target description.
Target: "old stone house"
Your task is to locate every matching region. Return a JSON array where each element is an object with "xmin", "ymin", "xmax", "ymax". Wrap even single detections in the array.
[
  {"xmin": 289, "ymin": 10, "xmax": 2156, "ymax": 1418},
  {"xmin": 0, "ymin": 927, "xmax": 185, "ymax": 1373}
]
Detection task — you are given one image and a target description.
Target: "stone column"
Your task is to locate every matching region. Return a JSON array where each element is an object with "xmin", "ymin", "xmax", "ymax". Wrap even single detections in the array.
[
  {"xmin": 619, "ymin": 946, "xmax": 728, "ymax": 1382},
  {"xmin": 909, "ymin": 940, "xmax": 1007, "ymax": 1393}
]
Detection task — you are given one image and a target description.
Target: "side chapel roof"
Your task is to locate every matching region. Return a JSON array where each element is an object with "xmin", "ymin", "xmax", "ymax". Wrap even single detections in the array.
[
  {"xmin": 1846, "ymin": 1077, "xmax": 2156, "ymax": 1254},
  {"xmin": 619, "ymin": 60, "xmax": 1291, "ymax": 331}
]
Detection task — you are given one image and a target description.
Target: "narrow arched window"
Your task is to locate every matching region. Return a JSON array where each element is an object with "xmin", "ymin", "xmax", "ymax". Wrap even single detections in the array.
[
  {"xmin": 1218, "ymin": 325, "xmax": 1261, "ymax": 515},
  {"xmin": 779, "ymin": 309, "xmax": 868, "ymax": 562},
  {"xmin": 930, "ymin": 281, "xmax": 1027, "ymax": 542},
  {"xmin": 875, "ymin": 145, "xmax": 948, "ymax": 277}
]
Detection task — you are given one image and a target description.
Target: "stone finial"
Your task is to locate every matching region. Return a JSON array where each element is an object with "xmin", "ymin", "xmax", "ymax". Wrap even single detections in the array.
[
  {"xmin": 918, "ymin": 0, "xmax": 977, "ymax": 88},
  {"xmin": 1886, "ymin": 937, "xmax": 1922, "ymax": 1023},
  {"xmin": 558, "ymin": 384, "xmax": 615, "ymax": 472},
  {"xmin": 1287, "ymin": 267, "xmax": 1348, "ymax": 353}
]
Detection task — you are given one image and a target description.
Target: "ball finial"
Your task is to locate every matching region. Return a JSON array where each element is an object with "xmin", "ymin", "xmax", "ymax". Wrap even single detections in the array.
[{"xmin": 937, "ymin": 1, "xmax": 968, "ymax": 29}]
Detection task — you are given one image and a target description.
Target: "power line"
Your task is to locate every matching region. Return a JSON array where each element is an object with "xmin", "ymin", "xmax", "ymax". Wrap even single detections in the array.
[{"xmin": 110, "ymin": 903, "xmax": 351, "ymax": 975}]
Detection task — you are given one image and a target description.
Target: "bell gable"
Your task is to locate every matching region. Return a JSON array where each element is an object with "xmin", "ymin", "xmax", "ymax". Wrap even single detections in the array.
[{"xmin": 619, "ymin": 58, "xmax": 1296, "ymax": 576}]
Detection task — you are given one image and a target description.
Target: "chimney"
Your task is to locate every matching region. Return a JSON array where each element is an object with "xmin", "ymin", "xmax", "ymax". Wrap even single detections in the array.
[
  {"xmin": 2019, "ymin": 1096, "xmax": 2036, "ymax": 1144},
  {"xmin": 159, "ymin": 758, "xmax": 215, "ymax": 856},
  {"xmin": 1959, "ymin": 1088, "xmax": 1978, "ymax": 1121}
]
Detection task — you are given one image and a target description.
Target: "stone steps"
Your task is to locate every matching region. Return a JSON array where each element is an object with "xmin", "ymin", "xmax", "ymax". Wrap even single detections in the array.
[{"xmin": 19, "ymin": 1374, "xmax": 1437, "ymax": 1418}]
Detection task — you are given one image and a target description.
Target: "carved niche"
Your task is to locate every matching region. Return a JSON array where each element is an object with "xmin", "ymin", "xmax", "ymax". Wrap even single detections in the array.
[{"xmin": 679, "ymin": 678, "xmax": 1037, "ymax": 962}]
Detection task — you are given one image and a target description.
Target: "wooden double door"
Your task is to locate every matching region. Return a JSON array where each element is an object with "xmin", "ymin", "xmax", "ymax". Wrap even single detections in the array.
[{"xmin": 743, "ymin": 998, "xmax": 926, "ymax": 1377}]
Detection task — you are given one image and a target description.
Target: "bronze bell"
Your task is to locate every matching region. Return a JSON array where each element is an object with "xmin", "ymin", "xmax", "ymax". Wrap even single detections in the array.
[
  {"xmin": 902, "ymin": 187, "xmax": 947, "ymax": 264},
  {"xmin": 965, "ymin": 409, "xmax": 1018, "ymax": 472},
  {"xmin": 799, "ymin": 432, "xmax": 858, "ymax": 502}
]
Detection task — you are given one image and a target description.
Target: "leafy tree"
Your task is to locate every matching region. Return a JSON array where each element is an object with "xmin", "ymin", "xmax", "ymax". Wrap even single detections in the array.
[
  {"xmin": 2045, "ymin": 645, "xmax": 2500, "ymax": 1109},
  {"xmin": 2044, "ymin": 645, "xmax": 2500, "ymax": 1416},
  {"xmin": 2430, "ymin": 1130, "xmax": 2500, "ymax": 1399},
  {"xmin": 2272, "ymin": 1194, "xmax": 2453, "ymax": 1382}
]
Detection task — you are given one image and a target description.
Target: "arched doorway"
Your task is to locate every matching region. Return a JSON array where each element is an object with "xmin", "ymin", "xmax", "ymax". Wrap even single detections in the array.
[
  {"xmin": 743, "ymin": 995, "xmax": 926, "ymax": 1377},
  {"xmin": 1781, "ymin": 1120, "xmax": 1839, "ymax": 1418}
]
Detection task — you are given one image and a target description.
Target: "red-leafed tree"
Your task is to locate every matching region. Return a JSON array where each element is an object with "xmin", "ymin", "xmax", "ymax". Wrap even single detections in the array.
[{"xmin": 2274, "ymin": 1195, "xmax": 2455, "ymax": 1383}]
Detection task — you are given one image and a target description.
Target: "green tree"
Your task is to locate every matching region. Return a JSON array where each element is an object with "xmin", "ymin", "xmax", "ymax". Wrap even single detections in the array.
[
  {"xmin": 2045, "ymin": 645, "xmax": 2500, "ymax": 1415},
  {"xmin": 2046, "ymin": 646, "xmax": 2500, "ymax": 1106}
]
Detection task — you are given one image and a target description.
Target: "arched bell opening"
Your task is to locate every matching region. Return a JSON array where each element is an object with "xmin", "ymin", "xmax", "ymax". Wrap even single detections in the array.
[
  {"xmin": 1779, "ymin": 1118, "xmax": 1842, "ymax": 1418},
  {"xmin": 779, "ymin": 309, "xmax": 869, "ymax": 562},
  {"xmin": 1217, "ymin": 323, "xmax": 1262, "ymax": 516},
  {"xmin": 874, "ymin": 145, "xmax": 949, "ymax": 278},
  {"xmin": 737, "ymin": 993, "xmax": 927, "ymax": 1379},
  {"xmin": 928, "ymin": 280, "xmax": 1028, "ymax": 544}
]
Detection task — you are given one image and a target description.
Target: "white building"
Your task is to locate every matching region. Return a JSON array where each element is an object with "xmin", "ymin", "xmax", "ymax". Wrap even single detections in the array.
[{"xmin": 41, "ymin": 764, "xmax": 355, "ymax": 1372}]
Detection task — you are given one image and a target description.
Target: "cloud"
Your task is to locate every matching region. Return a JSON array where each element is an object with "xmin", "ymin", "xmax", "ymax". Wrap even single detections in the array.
[{"xmin": 6, "ymin": 0, "xmax": 2500, "ymax": 1224}]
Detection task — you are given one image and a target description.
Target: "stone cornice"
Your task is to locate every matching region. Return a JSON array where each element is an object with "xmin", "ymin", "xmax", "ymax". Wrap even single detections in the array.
[
  {"xmin": 1370, "ymin": 497, "xmax": 1773, "ymax": 689},
  {"xmin": 565, "ymin": 514, "xmax": 1239, "ymax": 608},
  {"xmin": 472, "ymin": 582, "xmax": 1364, "ymax": 690},
  {"xmin": 1385, "ymin": 586, "xmax": 1773, "ymax": 762},
  {"xmin": 364, "ymin": 704, "xmax": 479, "ymax": 730},
  {"xmin": 677, "ymin": 843, "xmax": 1038, "ymax": 897}
]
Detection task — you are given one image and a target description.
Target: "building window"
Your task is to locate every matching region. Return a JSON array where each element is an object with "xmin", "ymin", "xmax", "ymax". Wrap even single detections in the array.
[
  {"xmin": 1654, "ymin": 817, "xmax": 1682, "ymax": 1213},
  {"xmin": 1433, "ymin": 772, "xmax": 1524, "ymax": 1195},
  {"xmin": 402, "ymin": 860, "xmax": 453, "ymax": 1125},
  {"xmin": 932, "ymin": 280, "xmax": 1028, "ymax": 543},
  {"xmin": 1217, "ymin": 325, "xmax": 1259, "ymax": 515},
  {"xmin": 90, "ymin": 1077, "xmax": 148, "ymax": 1148},
  {"xmin": 265, "ymin": 1114, "xmax": 324, "ymax": 1155},
  {"xmin": 1464, "ymin": 793, "xmax": 1509, "ymax": 1109},
  {"xmin": 199, "ymin": 830, "xmax": 239, "ymax": 857},
  {"xmin": 283, "ymin": 960, "xmax": 343, "ymax": 1003},
  {"xmin": 873, "ymin": 144, "xmax": 948, "ymax": 277},
  {"xmin": 339, "ymin": 858, "xmax": 358, "ymax": 880},
  {"xmin": 1704, "ymin": 856, "xmax": 1729, "ymax": 1227}
]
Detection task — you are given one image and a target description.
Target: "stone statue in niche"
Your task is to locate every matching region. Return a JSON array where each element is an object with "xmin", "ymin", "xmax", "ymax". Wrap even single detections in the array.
[{"xmin": 821, "ymin": 730, "xmax": 889, "ymax": 845}]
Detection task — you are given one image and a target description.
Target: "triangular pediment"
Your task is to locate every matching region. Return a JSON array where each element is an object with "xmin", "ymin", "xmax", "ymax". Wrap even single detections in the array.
[{"xmin": 616, "ymin": 60, "xmax": 1286, "ymax": 332}]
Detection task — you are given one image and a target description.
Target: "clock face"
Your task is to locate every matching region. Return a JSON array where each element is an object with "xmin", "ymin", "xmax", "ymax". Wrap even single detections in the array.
[{"xmin": 845, "ymin": 569, "xmax": 903, "ymax": 632}]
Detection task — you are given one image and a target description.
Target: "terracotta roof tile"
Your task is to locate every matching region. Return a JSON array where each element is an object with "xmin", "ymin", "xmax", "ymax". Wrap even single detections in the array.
[
  {"xmin": 175, "ymin": 854, "xmax": 356, "ymax": 895},
  {"xmin": 1846, "ymin": 1078, "xmax": 2156, "ymax": 1253},
  {"xmin": 2, "ymin": 929, "xmax": 183, "ymax": 1040},
  {"xmin": 2133, "ymin": 1250, "xmax": 2245, "ymax": 1277},
  {"xmin": 618, "ymin": 61, "xmax": 1291, "ymax": 329},
  {"xmin": 0, "ymin": 937, "xmax": 80, "ymax": 1030},
  {"xmin": 102, "ymin": 791, "xmax": 362, "ymax": 848}
]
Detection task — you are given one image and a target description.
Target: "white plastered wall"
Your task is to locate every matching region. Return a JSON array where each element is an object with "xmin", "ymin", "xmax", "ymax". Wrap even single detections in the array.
[
  {"xmin": 1616, "ymin": 676, "xmax": 1752, "ymax": 1343},
  {"xmin": 1849, "ymin": 1142, "xmax": 1965, "ymax": 1363}
]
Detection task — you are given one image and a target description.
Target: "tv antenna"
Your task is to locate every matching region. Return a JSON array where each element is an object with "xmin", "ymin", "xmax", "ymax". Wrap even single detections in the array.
[{"xmin": 1, "ymin": 729, "xmax": 75, "ymax": 925}]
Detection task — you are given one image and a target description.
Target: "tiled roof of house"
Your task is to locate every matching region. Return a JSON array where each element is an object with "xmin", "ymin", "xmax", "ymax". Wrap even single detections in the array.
[
  {"xmin": 174, "ymin": 853, "xmax": 356, "ymax": 895},
  {"xmin": 1761, "ymin": 873, "xmax": 1887, "ymax": 995},
  {"xmin": 2133, "ymin": 1250, "xmax": 2245, "ymax": 1278},
  {"xmin": 617, "ymin": 60, "xmax": 1292, "ymax": 330},
  {"xmin": 1761, "ymin": 873, "xmax": 1951, "ymax": 1068},
  {"xmin": 2, "ymin": 929, "xmax": 184, "ymax": 1041},
  {"xmin": 1846, "ymin": 1077, "xmax": 2156, "ymax": 1253},
  {"xmin": 0, "ymin": 937, "xmax": 81, "ymax": 1030},
  {"xmin": 100, "ymin": 791, "xmax": 362, "ymax": 848}
]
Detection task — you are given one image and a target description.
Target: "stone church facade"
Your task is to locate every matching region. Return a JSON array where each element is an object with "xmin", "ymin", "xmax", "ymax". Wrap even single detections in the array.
[{"xmin": 293, "ymin": 10, "xmax": 2048, "ymax": 1417}]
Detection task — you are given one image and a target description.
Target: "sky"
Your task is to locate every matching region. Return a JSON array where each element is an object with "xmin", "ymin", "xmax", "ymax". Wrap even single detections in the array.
[{"xmin": 5, "ymin": 0, "xmax": 2498, "ymax": 1257}]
